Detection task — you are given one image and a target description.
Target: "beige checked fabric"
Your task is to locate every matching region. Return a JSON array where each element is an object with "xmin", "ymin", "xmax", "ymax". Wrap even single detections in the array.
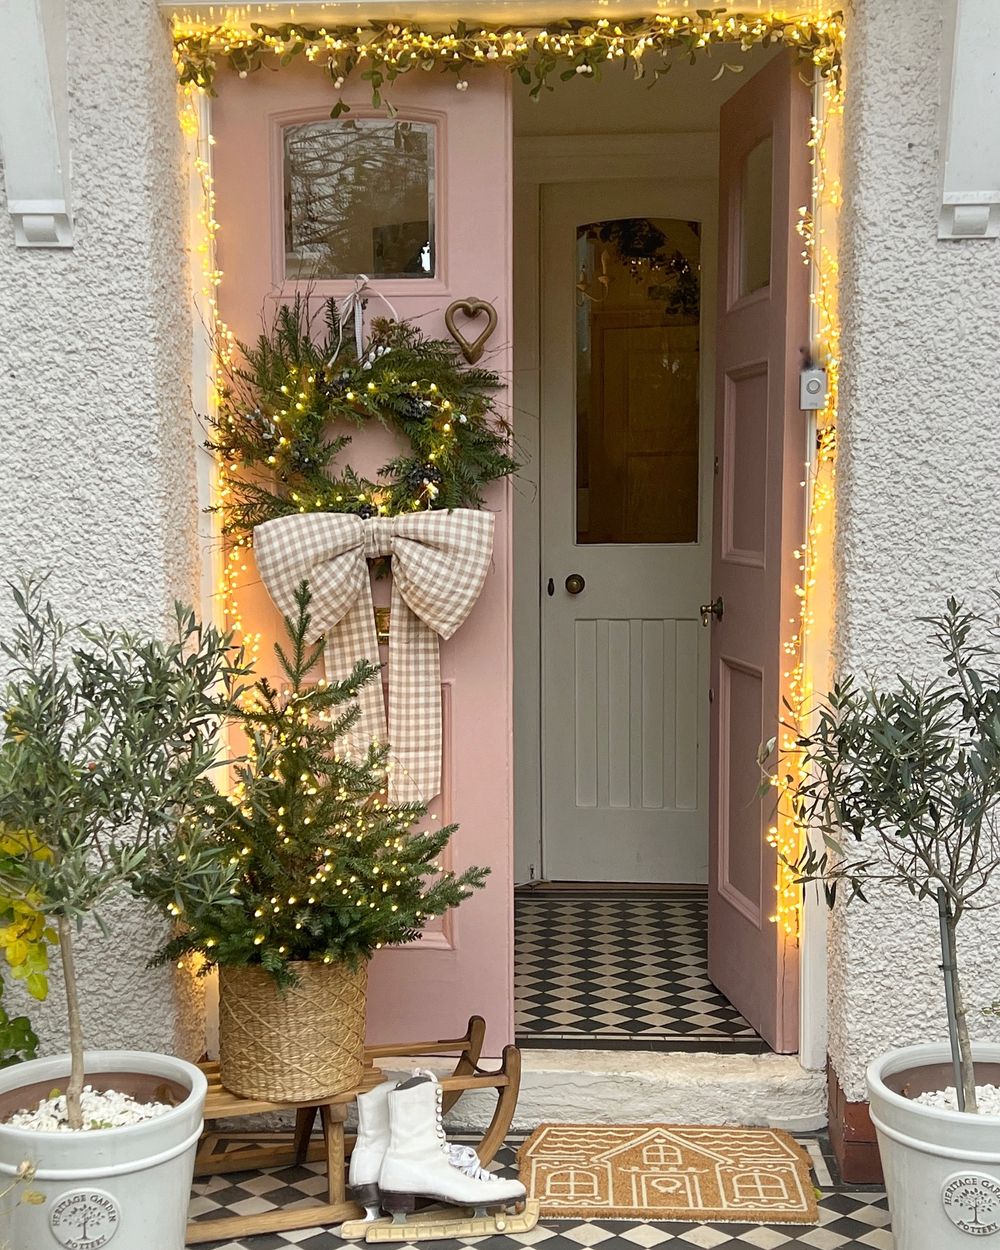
[{"xmin": 253, "ymin": 509, "xmax": 495, "ymax": 803}]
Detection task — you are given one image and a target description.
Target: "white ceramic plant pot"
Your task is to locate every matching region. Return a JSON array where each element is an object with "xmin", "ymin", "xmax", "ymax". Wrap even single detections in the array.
[
  {"xmin": 0, "ymin": 1050, "xmax": 206, "ymax": 1250},
  {"xmin": 868, "ymin": 1042, "xmax": 1000, "ymax": 1249}
]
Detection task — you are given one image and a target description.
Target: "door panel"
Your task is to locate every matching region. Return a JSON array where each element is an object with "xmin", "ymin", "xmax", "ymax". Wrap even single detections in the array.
[
  {"xmin": 723, "ymin": 365, "xmax": 769, "ymax": 563},
  {"xmin": 570, "ymin": 616, "xmax": 700, "ymax": 815},
  {"xmin": 707, "ymin": 51, "xmax": 810, "ymax": 1053},
  {"xmin": 718, "ymin": 659, "xmax": 765, "ymax": 913},
  {"xmin": 210, "ymin": 65, "xmax": 514, "ymax": 1051},
  {"xmin": 540, "ymin": 181, "xmax": 716, "ymax": 883}
]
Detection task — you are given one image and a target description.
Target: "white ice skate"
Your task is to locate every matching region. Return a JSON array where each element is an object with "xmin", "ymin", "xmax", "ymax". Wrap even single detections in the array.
[
  {"xmin": 350, "ymin": 1079, "xmax": 397, "ymax": 1221},
  {"xmin": 350, "ymin": 1073, "xmax": 506, "ymax": 1220},
  {"xmin": 379, "ymin": 1075, "xmax": 527, "ymax": 1218}
]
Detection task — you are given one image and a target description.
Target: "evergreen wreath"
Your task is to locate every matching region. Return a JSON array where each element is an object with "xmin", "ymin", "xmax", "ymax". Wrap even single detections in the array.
[{"xmin": 210, "ymin": 296, "xmax": 517, "ymax": 539}]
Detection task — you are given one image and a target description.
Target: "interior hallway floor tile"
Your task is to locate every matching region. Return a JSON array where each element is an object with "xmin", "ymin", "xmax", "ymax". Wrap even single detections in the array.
[{"xmin": 515, "ymin": 886, "xmax": 764, "ymax": 1051}]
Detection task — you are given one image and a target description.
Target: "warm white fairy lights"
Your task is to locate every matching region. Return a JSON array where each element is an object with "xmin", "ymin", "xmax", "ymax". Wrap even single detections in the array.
[
  {"xmin": 178, "ymin": 10, "xmax": 845, "ymax": 941},
  {"xmin": 768, "ymin": 70, "xmax": 843, "ymax": 938}
]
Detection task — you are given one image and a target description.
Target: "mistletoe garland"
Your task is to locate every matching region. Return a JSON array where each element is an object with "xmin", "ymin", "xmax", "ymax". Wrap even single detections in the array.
[
  {"xmin": 210, "ymin": 297, "xmax": 517, "ymax": 538},
  {"xmin": 174, "ymin": 12, "xmax": 843, "ymax": 114}
]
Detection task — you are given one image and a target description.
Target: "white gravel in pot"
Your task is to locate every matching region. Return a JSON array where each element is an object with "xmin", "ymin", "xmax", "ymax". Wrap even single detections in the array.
[
  {"xmin": 913, "ymin": 1083, "xmax": 1000, "ymax": 1115},
  {"xmin": 5, "ymin": 1084, "xmax": 173, "ymax": 1132}
]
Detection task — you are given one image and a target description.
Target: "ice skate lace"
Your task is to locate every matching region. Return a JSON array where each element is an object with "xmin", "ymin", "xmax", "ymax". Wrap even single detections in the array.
[
  {"xmin": 416, "ymin": 1069, "xmax": 500, "ymax": 1184},
  {"xmin": 447, "ymin": 1144, "xmax": 497, "ymax": 1183}
]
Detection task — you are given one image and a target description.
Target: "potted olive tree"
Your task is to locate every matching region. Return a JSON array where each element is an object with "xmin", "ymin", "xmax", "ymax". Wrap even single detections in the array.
[
  {"xmin": 0, "ymin": 577, "xmax": 245, "ymax": 1250},
  {"xmin": 779, "ymin": 598, "xmax": 1000, "ymax": 1249},
  {"xmin": 144, "ymin": 582, "xmax": 487, "ymax": 1103}
]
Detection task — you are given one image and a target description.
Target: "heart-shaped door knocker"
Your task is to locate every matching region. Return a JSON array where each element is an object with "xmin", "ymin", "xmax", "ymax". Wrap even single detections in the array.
[{"xmin": 444, "ymin": 298, "xmax": 498, "ymax": 365}]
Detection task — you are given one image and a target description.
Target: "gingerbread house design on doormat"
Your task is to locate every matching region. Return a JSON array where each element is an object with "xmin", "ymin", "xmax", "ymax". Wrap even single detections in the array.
[{"xmin": 519, "ymin": 1125, "xmax": 818, "ymax": 1221}]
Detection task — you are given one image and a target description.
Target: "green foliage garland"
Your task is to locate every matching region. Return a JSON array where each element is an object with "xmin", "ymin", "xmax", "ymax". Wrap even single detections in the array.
[
  {"xmin": 211, "ymin": 297, "xmax": 517, "ymax": 539},
  {"xmin": 173, "ymin": 11, "xmax": 843, "ymax": 115},
  {"xmin": 146, "ymin": 582, "xmax": 488, "ymax": 982}
]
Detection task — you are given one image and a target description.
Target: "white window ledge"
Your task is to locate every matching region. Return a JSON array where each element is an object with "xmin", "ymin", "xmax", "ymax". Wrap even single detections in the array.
[
  {"xmin": 939, "ymin": 0, "xmax": 1000, "ymax": 239},
  {"xmin": 0, "ymin": 0, "xmax": 73, "ymax": 248}
]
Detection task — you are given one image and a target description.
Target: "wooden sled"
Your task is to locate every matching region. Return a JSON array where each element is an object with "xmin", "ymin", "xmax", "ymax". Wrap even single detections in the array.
[{"xmin": 186, "ymin": 1016, "xmax": 525, "ymax": 1245}]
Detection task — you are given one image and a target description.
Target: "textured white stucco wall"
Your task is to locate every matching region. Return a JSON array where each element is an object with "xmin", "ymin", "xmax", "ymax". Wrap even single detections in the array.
[
  {"xmin": 831, "ymin": 0, "xmax": 1000, "ymax": 1101},
  {"xmin": 0, "ymin": 1, "xmax": 204, "ymax": 1059},
  {"xmin": 3, "ymin": 0, "xmax": 998, "ymax": 1102}
]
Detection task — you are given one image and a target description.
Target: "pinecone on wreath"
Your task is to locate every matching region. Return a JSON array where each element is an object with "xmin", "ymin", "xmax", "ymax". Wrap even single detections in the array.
[
  {"xmin": 405, "ymin": 463, "xmax": 443, "ymax": 497},
  {"xmin": 356, "ymin": 503, "xmax": 378, "ymax": 519},
  {"xmin": 398, "ymin": 395, "xmax": 427, "ymax": 422}
]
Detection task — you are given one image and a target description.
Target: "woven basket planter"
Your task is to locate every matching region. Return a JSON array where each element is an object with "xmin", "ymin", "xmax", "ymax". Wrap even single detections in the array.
[{"xmin": 218, "ymin": 960, "xmax": 368, "ymax": 1102}]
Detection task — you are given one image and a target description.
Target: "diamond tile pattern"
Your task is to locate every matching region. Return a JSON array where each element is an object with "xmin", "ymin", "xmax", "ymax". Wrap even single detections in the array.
[
  {"xmin": 515, "ymin": 888, "xmax": 761, "ymax": 1050},
  {"xmin": 190, "ymin": 1133, "xmax": 892, "ymax": 1250}
]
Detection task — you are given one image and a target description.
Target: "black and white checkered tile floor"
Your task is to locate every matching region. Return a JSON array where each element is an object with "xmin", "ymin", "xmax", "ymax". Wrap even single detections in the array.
[
  {"xmin": 190, "ymin": 1131, "xmax": 892, "ymax": 1250},
  {"xmin": 191, "ymin": 888, "xmax": 888, "ymax": 1247},
  {"xmin": 515, "ymin": 887, "xmax": 763, "ymax": 1052}
]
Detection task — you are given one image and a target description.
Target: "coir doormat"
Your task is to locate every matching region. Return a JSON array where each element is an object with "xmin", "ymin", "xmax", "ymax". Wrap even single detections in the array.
[{"xmin": 518, "ymin": 1124, "xmax": 819, "ymax": 1223}]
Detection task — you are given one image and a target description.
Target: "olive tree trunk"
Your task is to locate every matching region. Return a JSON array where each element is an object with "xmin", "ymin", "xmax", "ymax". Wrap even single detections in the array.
[
  {"xmin": 938, "ymin": 887, "xmax": 978, "ymax": 1114},
  {"xmin": 57, "ymin": 916, "xmax": 85, "ymax": 1131}
]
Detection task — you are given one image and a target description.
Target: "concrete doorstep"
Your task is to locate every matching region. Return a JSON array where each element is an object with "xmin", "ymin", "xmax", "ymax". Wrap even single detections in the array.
[{"xmin": 385, "ymin": 1049, "xmax": 828, "ymax": 1133}]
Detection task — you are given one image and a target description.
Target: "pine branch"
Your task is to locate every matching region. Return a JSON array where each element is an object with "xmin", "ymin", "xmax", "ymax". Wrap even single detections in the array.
[{"xmin": 142, "ymin": 581, "xmax": 487, "ymax": 981}]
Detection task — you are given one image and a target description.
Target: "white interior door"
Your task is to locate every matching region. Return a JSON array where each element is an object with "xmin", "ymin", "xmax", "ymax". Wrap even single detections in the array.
[{"xmin": 540, "ymin": 180, "xmax": 716, "ymax": 882}]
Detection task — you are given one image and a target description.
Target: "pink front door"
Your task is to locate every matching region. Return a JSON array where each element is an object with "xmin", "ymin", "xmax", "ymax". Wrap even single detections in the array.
[
  {"xmin": 211, "ymin": 66, "xmax": 515, "ymax": 1051},
  {"xmin": 707, "ymin": 52, "xmax": 810, "ymax": 1054}
]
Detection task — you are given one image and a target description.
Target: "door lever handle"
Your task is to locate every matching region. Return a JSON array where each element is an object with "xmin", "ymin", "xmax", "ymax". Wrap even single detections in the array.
[{"xmin": 700, "ymin": 596, "xmax": 724, "ymax": 626}]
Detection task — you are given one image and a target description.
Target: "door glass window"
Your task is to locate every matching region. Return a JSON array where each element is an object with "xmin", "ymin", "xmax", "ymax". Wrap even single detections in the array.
[
  {"xmin": 739, "ymin": 135, "xmax": 772, "ymax": 296},
  {"xmin": 575, "ymin": 217, "xmax": 700, "ymax": 545},
  {"xmin": 283, "ymin": 119, "xmax": 435, "ymax": 279}
]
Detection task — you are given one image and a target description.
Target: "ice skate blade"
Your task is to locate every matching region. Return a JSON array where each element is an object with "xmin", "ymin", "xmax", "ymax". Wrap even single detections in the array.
[{"xmin": 340, "ymin": 1198, "xmax": 540, "ymax": 1242}]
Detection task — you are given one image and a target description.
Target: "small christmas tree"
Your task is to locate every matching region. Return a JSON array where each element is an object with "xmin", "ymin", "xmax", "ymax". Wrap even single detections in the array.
[{"xmin": 146, "ymin": 581, "xmax": 487, "ymax": 983}]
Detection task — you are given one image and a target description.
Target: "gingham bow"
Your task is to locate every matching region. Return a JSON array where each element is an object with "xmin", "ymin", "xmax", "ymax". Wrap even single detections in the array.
[{"xmin": 254, "ymin": 509, "xmax": 495, "ymax": 802}]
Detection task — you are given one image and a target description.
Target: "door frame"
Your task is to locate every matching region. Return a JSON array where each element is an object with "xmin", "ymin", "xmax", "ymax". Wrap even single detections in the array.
[
  {"xmin": 182, "ymin": 62, "xmax": 837, "ymax": 1067},
  {"xmin": 512, "ymin": 83, "xmax": 836, "ymax": 1067}
]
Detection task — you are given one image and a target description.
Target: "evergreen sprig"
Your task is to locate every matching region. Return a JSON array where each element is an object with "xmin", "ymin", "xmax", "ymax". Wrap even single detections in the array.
[
  {"xmin": 210, "ymin": 296, "xmax": 517, "ymax": 539},
  {"xmin": 146, "ymin": 581, "xmax": 488, "ymax": 983}
]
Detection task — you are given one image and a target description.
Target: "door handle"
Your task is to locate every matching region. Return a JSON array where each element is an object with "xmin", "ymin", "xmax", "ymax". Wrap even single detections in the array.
[
  {"xmin": 565, "ymin": 573, "xmax": 586, "ymax": 595},
  {"xmin": 700, "ymin": 596, "xmax": 724, "ymax": 626}
]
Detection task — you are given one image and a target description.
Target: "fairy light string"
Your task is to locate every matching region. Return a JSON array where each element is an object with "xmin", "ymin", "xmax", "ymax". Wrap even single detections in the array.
[
  {"xmin": 768, "ymin": 70, "xmax": 843, "ymax": 938},
  {"xmin": 177, "ymin": 10, "xmax": 845, "ymax": 941}
]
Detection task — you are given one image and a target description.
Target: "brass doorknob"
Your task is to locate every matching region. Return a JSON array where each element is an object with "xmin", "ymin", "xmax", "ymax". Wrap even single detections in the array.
[
  {"xmin": 565, "ymin": 573, "xmax": 586, "ymax": 595},
  {"xmin": 700, "ymin": 596, "xmax": 724, "ymax": 626}
]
